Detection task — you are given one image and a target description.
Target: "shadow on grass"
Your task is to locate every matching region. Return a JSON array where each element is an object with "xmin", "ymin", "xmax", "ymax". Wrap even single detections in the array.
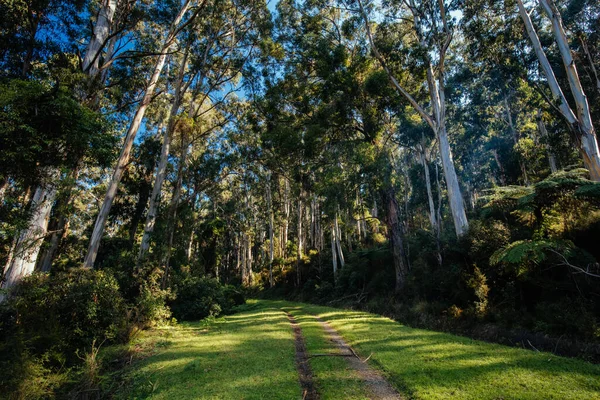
[
  {"xmin": 120, "ymin": 304, "xmax": 302, "ymax": 400},
  {"xmin": 302, "ymin": 304, "xmax": 600, "ymax": 400}
]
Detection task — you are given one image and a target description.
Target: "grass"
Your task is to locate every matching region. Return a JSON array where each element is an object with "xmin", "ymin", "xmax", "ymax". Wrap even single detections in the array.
[
  {"xmin": 114, "ymin": 299, "xmax": 600, "ymax": 399},
  {"xmin": 284, "ymin": 306, "xmax": 370, "ymax": 399},
  {"xmin": 297, "ymin": 302, "xmax": 600, "ymax": 400},
  {"xmin": 114, "ymin": 301, "xmax": 301, "ymax": 399}
]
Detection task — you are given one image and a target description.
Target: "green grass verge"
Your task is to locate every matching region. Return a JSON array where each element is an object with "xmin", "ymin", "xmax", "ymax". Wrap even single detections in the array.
[
  {"xmin": 115, "ymin": 300, "xmax": 301, "ymax": 399},
  {"xmin": 296, "ymin": 302, "xmax": 600, "ymax": 400}
]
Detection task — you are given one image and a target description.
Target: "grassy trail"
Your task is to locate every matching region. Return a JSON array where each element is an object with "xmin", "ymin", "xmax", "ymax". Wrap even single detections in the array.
[{"xmin": 118, "ymin": 300, "xmax": 600, "ymax": 399}]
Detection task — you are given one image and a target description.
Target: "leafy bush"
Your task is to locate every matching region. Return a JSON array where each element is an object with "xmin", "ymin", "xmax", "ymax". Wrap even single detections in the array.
[
  {"xmin": 169, "ymin": 277, "xmax": 245, "ymax": 321},
  {"xmin": 0, "ymin": 268, "xmax": 129, "ymax": 397}
]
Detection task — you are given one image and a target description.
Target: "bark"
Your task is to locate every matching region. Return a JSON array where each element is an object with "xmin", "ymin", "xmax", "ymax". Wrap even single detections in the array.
[
  {"xmin": 517, "ymin": 0, "xmax": 600, "ymax": 180},
  {"xmin": 282, "ymin": 177, "xmax": 290, "ymax": 257},
  {"xmin": 419, "ymin": 142, "xmax": 442, "ymax": 266},
  {"xmin": 267, "ymin": 173, "xmax": 274, "ymax": 287},
  {"xmin": 246, "ymin": 233, "xmax": 253, "ymax": 286},
  {"xmin": 84, "ymin": 2, "xmax": 192, "ymax": 268},
  {"xmin": 161, "ymin": 139, "xmax": 189, "ymax": 288},
  {"xmin": 438, "ymin": 126, "xmax": 469, "ymax": 236},
  {"xmin": 331, "ymin": 221, "xmax": 338, "ymax": 281},
  {"xmin": 83, "ymin": 0, "xmax": 119, "ymax": 78},
  {"xmin": 334, "ymin": 207, "xmax": 345, "ymax": 268},
  {"xmin": 296, "ymin": 196, "xmax": 303, "ymax": 286},
  {"xmin": 241, "ymin": 234, "xmax": 248, "ymax": 285},
  {"xmin": 382, "ymin": 187, "xmax": 408, "ymax": 293},
  {"xmin": 538, "ymin": 110, "xmax": 558, "ymax": 173},
  {"xmin": 419, "ymin": 140, "xmax": 438, "ymax": 233},
  {"xmin": 37, "ymin": 168, "xmax": 81, "ymax": 272},
  {"xmin": 1, "ymin": 183, "xmax": 57, "ymax": 297}
]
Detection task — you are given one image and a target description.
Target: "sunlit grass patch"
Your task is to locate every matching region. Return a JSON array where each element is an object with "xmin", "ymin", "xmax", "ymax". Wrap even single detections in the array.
[
  {"xmin": 298, "ymin": 303, "xmax": 600, "ymax": 400},
  {"xmin": 115, "ymin": 302, "xmax": 301, "ymax": 399}
]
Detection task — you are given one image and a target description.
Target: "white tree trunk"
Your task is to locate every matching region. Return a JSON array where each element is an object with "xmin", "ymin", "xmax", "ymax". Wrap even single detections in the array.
[
  {"xmin": 1, "ymin": 184, "xmax": 57, "ymax": 297},
  {"xmin": 517, "ymin": 0, "xmax": 600, "ymax": 180},
  {"xmin": 138, "ymin": 44, "xmax": 190, "ymax": 263},
  {"xmin": 438, "ymin": 125, "xmax": 469, "ymax": 236},
  {"xmin": 83, "ymin": 1, "xmax": 192, "ymax": 268},
  {"xmin": 83, "ymin": 0, "xmax": 118, "ymax": 78}
]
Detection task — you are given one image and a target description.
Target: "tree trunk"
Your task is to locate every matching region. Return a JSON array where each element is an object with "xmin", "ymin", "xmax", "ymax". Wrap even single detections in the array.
[
  {"xmin": 437, "ymin": 125, "xmax": 469, "ymax": 236},
  {"xmin": 83, "ymin": 0, "xmax": 118, "ymax": 78},
  {"xmin": 419, "ymin": 142, "xmax": 442, "ymax": 266},
  {"xmin": 37, "ymin": 168, "xmax": 81, "ymax": 272},
  {"xmin": 382, "ymin": 187, "xmax": 408, "ymax": 294},
  {"xmin": 538, "ymin": 111, "xmax": 558, "ymax": 173},
  {"xmin": 138, "ymin": 39, "xmax": 190, "ymax": 263},
  {"xmin": 517, "ymin": 0, "xmax": 600, "ymax": 180},
  {"xmin": 161, "ymin": 139, "xmax": 189, "ymax": 288},
  {"xmin": 296, "ymin": 196, "xmax": 303, "ymax": 286},
  {"xmin": 334, "ymin": 207, "xmax": 344, "ymax": 268},
  {"xmin": 84, "ymin": 1, "xmax": 193, "ymax": 268},
  {"xmin": 331, "ymin": 221, "xmax": 338, "ymax": 281},
  {"xmin": 267, "ymin": 173, "xmax": 274, "ymax": 287},
  {"xmin": 1, "ymin": 183, "xmax": 57, "ymax": 297},
  {"xmin": 282, "ymin": 177, "xmax": 290, "ymax": 257}
]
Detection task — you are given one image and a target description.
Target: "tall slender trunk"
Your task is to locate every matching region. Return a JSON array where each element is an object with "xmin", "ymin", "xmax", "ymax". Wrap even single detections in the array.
[
  {"xmin": 517, "ymin": 0, "xmax": 600, "ymax": 180},
  {"xmin": 241, "ymin": 233, "xmax": 248, "ymax": 285},
  {"xmin": 437, "ymin": 125, "xmax": 468, "ymax": 236},
  {"xmin": 538, "ymin": 110, "xmax": 558, "ymax": 173},
  {"xmin": 382, "ymin": 187, "xmax": 408, "ymax": 293},
  {"xmin": 246, "ymin": 233, "xmax": 253, "ymax": 286},
  {"xmin": 37, "ymin": 168, "xmax": 81, "ymax": 272},
  {"xmin": 359, "ymin": 0, "xmax": 468, "ymax": 236},
  {"xmin": 138, "ymin": 46, "xmax": 190, "ymax": 263},
  {"xmin": 282, "ymin": 177, "xmax": 290, "ymax": 257},
  {"xmin": 334, "ymin": 207, "xmax": 344, "ymax": 268},
  {"xmin": 419, "ymin": 142, "xmax": 442, "ymax": 266},
  {"xmin": 331, "ymin": 221, "xmax": 338, "ymax": 281},
  {"xmin": 296, "ymin": 196, "xmax": 303, "ymax": 286},
  {"xmin": 161, "ymin": 139, "xmax": 189, "ymax": 288},
  {"xmin": 84, "ymin": 1, "xmax": 193, "ymax": 268},
  {"xmin": 491, "ymin": 149, "xmax": 506, "ymax": 185},
  {"xmin": 267, "ymin": 173, "xmax": 274, "ymax": 287}
]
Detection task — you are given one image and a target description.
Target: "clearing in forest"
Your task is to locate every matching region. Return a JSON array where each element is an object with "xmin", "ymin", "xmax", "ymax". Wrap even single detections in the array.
[{"xmin": 117, "ymin": 300, "xmax": 600, "ymax": 399}]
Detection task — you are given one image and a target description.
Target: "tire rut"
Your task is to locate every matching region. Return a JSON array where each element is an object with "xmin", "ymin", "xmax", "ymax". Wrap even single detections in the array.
[
  {"xmin": 284, "ymin": 310, "xmax": 319, "ymax": 400},
  {"xmin": 314, "ymin": 315, "xmax": 403, "ymax": 400}
]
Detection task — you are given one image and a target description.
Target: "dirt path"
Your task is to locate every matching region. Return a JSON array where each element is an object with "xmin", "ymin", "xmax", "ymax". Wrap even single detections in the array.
[
  {"xmin": 284, "ymin": 310, "xmax": 320, "ymax": 400},
  {"xmin": 314, "ymin": 316, "xmax": 403, "ymax": 400}
]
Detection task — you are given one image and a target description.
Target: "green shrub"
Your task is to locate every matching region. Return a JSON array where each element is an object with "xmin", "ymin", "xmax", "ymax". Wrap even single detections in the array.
[
  {"xmin": 169, "ymin": 277, "xmax": 245, "ymax": 321},
  {"xmin": 0, "ymin": 268, "xmax": 129, "ymax": 398}
]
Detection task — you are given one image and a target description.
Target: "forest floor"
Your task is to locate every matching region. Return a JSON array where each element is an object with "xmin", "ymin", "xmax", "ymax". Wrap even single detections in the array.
[{"xmin": 112, "ymin": 300, "xmax": 600, "ymax": 399}]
